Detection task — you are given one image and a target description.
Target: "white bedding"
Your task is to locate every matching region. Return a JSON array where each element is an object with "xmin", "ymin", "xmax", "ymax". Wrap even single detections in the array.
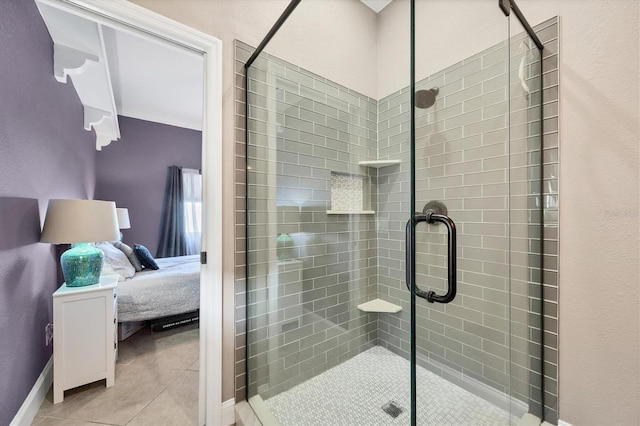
[{"xmin": 116, "ymin": 254, "xmax": 200, "ymax": 322}]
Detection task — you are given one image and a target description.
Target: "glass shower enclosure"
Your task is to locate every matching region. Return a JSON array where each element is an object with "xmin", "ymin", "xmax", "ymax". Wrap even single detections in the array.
[{"xmin": 244, "ymin": 0, "xmax": 546, "ymax": 424}]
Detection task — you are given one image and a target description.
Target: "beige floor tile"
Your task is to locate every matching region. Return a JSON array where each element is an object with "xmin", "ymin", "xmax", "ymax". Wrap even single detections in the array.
[
  {"xmin": 31, "ymin": 416, "xmax": 110, "ymax": 425},
  {"xmin": 36, "ymin": 325, "xmax": 200, "ymax": 426},
  {"xmin": 38, "ymin": 363, "xmax": 184, "ymax": 425},
  {"xmin": 124, "ymin": 338, "xmax": 198, "ymax": 371},
  {"xmin": 128, "ymin": 370, "xmax": 199, "ymax": 426},
  {"xmin": 118, "ymin": 325, "xmax": 198, "ymax": 370},
  {"xmin": 36, "ymin": 383, "xmax": 105, "ymax": 418},
  {"xmin": 118, "ymin": 324, "xmax": 200, "ymax": 364},
  {"xmin": 187, "ymin": 358, "xmax": 200, "ymax": 371}
]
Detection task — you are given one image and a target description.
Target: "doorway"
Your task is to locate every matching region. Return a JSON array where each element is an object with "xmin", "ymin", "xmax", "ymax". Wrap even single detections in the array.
[{"xmin": 34, "ymin": 0, "xmax": 223, "ymax": 424}]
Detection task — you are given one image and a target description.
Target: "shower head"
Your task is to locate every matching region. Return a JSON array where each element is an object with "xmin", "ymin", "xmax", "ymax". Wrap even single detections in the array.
[{"xmin": 415, "ymin": 87, "xmax": 439, "ymax": 109}]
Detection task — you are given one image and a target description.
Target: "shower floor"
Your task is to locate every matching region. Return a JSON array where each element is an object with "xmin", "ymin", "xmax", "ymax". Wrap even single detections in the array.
[{"xmin": 263, "ymin": 346, "xmax": 517, "ymax": 426}]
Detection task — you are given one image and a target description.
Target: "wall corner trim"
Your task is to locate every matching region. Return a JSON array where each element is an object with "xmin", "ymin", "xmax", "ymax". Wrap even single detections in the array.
[
  {"xmin": 221, "ymin": 398, "xmax": 235, "ymax": 426},
  {"xmin": 10, "ymin": 356, "xmax": 53, "ymax": 426}
]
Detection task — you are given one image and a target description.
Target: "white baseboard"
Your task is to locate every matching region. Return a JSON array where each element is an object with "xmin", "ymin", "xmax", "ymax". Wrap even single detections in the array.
[
  {"xmin": 557, "ymin": 420, "xmax": 573, "ymax": 426},
  {"xmin": 10, "ymin": 356, "xmax": 53, "ymax": 426},
  {"xmin": 221, "ymin": 398, "xmax": 235, "ymax": 426}
]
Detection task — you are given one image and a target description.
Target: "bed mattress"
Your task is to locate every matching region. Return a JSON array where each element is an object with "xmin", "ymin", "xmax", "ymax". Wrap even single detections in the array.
[{"xmin": 117, "ymin": 254, "xmax": 200, "ymax": 322}]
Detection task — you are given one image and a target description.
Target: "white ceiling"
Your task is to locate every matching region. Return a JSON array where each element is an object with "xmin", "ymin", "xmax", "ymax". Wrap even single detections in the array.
[
  {"xmin": 360, "ymin": 0, "xmax": 393, "ymax": 13},
  {"xmin": 103, "ymin": 27, "xmax": 204, "ymax": 131}
]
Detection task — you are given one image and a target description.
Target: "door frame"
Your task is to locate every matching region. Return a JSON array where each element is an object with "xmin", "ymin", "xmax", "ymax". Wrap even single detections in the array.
[{"xmin": 35, "ymin": 0, "xmax": 224, "ymax": 424}]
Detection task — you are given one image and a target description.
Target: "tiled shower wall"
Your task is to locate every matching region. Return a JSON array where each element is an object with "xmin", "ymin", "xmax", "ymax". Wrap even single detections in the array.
[
  {"xmin": 234, "ymin": 16, "xmax": 559, "ymax": 422},
  {"xmin": 237, "ymin": 40, "xmax": 381, "ymax": 400}
]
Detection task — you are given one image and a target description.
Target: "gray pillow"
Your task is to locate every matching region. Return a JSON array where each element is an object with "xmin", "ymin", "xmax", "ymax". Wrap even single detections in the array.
[
  {"xmin": 95, "ymin": 242, "xmax": 135, "ymax": 280},
  {"xmin": 112, "ymin": 241, "xmax": 143, "ymax": 272}
]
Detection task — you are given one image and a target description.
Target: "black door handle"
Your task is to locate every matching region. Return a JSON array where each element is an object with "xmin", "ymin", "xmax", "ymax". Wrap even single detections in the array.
[
  {"xmin": 405, "ymin": 212, "xmax": 457, "ymax": 304},
  {"xmin": 405, "ymin": 217, "xmax": 429, "ymax": 300}
]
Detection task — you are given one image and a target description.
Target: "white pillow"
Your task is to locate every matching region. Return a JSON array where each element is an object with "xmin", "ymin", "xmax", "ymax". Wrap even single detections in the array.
[
  {"xmin": 95, "ymin": 242, "xmax": 135, "ymax": 280},
  {"xmin": 100, "ymin": 262, "xmax": 123, "ymax": 282},
  {"xmin": 112, "ymin": 241, "xmax": 143, "ymax": 272}
]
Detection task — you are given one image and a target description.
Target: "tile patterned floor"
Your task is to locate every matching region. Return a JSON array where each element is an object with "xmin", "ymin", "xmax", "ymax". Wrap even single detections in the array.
[
  {"xmin": 264, "ymin": 346, "xmax": 517, "ymax": 426},
  {"xmin": 34, "ymin": 324, "xmax": 199, "ymax": 426}
]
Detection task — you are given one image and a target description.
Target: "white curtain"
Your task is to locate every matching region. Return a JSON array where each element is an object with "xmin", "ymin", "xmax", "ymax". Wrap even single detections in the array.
[{"xmin": 182, "ymin": 168, "xmax": 202, "ymax": 255}]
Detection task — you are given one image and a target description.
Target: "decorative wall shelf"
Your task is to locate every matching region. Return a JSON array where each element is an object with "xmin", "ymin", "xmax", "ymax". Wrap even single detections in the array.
[
  {"xmin": 357, "ymin": 298, "xmax": 402, "ymax": 313},
  {"xmin": 358, "ymin": 160, "xmax": 401, "ymax": 168},
  {"xmin": 326, "ymin": 210, "xmax": 375, "ymax": 215}
]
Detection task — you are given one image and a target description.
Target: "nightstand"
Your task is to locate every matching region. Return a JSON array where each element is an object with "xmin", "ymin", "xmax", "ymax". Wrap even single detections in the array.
[{"xmin": 52, "ymin": 274, "xmax": 118, "ymax": 404}]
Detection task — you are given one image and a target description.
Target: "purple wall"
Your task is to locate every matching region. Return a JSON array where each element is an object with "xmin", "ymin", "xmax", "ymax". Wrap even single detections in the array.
[
  {"xmin": 0, "ymin": 2, "xmax": 96, "ymax": 423},
  {"xmin": 95, "ymin": 116, "xmax": 201, "ymax": 256}
]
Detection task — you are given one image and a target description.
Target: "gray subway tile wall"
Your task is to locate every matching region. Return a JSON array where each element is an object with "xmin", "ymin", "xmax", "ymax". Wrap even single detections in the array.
[{"xmin": 234, "ymin": 15, "xmax": 559, "ymax": 423}]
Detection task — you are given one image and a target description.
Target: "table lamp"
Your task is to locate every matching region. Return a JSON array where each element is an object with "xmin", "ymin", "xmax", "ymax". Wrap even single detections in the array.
[
  {"xmin": 116, "ymin": 208, "xmax": 131, "ymax": 241},
  {"xmin": 41, "ymin": 199, "xmax": 119, "ymax": 287}
]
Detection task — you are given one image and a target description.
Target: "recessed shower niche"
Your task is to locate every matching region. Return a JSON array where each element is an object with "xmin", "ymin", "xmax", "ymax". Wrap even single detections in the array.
[
  {"xmin": 327, "ymin": 161, "xmax": 401, "ymax": 214},
  {"xmin": 328, "ymin": 171, "xmax": 373, "ymax": 214}
]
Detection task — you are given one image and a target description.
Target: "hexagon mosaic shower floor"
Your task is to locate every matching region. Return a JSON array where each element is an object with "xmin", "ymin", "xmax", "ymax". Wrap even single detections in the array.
[{"xmin": 264, "ymin": 346, "xmax": 518, "ymax": 426}]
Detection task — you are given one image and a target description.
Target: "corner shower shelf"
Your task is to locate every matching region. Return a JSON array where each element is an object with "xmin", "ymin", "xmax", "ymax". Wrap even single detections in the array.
[
  {"xmin": 327, "ymin": 210, "xmax": 375, "ymax": 215},
  {"xmin": 358, "ymin": 160, "xmax": 401, "ymax": 168},
  {"xmin": 357, "ymin": 298, "xmax": 402, "ymax": 313}
]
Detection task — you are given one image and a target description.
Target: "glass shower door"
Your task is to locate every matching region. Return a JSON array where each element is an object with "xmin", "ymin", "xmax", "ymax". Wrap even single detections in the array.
[{"xmin": 409, "ymin": 0, "xmax": 543, "ymax": 424}]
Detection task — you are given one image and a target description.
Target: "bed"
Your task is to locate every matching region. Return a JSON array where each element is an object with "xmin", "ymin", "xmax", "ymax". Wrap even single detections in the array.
[{"xmin": 116, "ymin": 254, "xmax": 200, "ymax": 326}]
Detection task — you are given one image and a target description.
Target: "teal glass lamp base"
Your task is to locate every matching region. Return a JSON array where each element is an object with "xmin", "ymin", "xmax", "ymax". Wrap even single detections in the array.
[{"xmin": 61, "ymin": 243, "xmax": 105, "ymax": 287}]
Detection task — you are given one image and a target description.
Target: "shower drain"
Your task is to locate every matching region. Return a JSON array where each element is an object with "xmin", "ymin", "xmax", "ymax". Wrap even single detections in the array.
[{"xmin": 381, "ymin": 401, "xmax": 404, "ymax": 418}]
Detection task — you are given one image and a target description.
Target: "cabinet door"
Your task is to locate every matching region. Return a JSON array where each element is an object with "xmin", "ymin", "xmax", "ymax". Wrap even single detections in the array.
[{"xmin": 60, "ymin": 295, "xmax": 108, "ymax": 388}]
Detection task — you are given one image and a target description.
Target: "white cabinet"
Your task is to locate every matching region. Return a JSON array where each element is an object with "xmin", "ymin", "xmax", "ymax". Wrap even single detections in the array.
[{"xmin": 53, "ymin": 275, "xmax": 118, "ymax": 404}]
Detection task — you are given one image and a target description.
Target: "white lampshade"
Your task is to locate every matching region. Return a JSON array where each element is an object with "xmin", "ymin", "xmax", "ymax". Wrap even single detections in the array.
[
  {"xmin": 116, "ymin": 208, "xmax": 131, "ymax": 230},
  {"xmin": 41, "ymin": 199, "xmax": 119, "ymax": 244}
]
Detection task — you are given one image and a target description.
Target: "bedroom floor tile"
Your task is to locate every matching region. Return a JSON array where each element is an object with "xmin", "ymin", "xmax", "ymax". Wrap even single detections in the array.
[
  {"xmin": 187, "ymin": 359, "xmax": 199, "ymax": 371},
  {"xmin": 117, "ymin": 324, "xmax": 199, "ymax": 365},
  {"xmin": 128, "ymin": 370, "xmax": 199, "ymax": 426},
  {"xmin": 31, "ymin": 416, "xmax": 107, "ymax": 425},
  {"xmin": 118, "ymin": 341, "xmax": 198, "ymax": 372},
  {"xmin": 39, "ymin": 362, "xmax": 184, "ymax": 425},
  {"xmin": 35, "ymin": 325, "xmax": 199, "ymax": 426}
]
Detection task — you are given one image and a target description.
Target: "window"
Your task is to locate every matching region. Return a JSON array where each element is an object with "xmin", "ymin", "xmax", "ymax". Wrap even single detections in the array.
[{"xmin": 182, "ymin": 168, "xmax": 202, "ymax": 255}]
